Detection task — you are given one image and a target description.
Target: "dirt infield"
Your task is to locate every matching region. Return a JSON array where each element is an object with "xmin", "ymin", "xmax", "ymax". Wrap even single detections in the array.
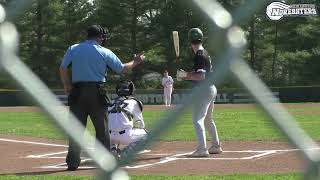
[
  {"xmin": 0, "ymin": 135, "xmax": 311, "ymax": 176},
  {"xmin": 0, "ymin": 104, "xmax": 318, "ymax": 176}
]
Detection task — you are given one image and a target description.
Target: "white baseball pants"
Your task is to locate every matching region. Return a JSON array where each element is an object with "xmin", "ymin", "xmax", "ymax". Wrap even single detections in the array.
[
  {"xmin": 163, "ymin": 87, "xmax": 173, "ymax": 106},
  {"xmin": 110, "ymin": 128, "xmax": 147, "ymax": 146},
  {"xmin": 192, "ymin": 85, "xmax": 220, "ymax": 151}
]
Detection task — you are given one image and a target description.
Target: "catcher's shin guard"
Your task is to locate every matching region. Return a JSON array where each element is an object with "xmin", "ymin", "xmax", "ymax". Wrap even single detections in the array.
[{"xmin": 120, "ymin": 136, "xmax": 148, "ymax": 160}]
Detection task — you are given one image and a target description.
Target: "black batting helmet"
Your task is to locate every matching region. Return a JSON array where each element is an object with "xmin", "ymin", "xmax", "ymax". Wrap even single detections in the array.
[
  {"xmin": 116, "ymin": 81, "xmax": 135, "ymax": 97},
  {"xmin": 188, "ymin": 28, "xmax": 203, "ymax": 43}
]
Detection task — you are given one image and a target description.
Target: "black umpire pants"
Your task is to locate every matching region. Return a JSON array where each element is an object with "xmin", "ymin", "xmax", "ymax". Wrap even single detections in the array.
[{"xmin": 66, "ymin": 83, "xmax": 110, "ymax": 168}]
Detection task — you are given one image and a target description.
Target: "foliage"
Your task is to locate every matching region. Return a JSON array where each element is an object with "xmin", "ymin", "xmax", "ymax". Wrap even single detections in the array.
[{"xmin": 0, "ymin": 0, "xmax": 319, "ymax": 89}]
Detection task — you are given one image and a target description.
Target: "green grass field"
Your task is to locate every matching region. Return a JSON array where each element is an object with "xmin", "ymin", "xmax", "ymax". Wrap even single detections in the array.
[
  {"xmin": 0, "ymin": 103, "xmax": 319, "ymax": 179},
  {"xmin": 0, "ymin": 104, "xmax": 319, "ymax": 141}
]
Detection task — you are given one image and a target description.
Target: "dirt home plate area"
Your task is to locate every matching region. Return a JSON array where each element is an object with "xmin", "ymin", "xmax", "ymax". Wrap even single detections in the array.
[
  {"xmin": 0, "ymin": 106, "xmax": 318, "ymax": 176},
  {"xmin": 0, "ymin": 135, "xmax": 314, "ymax": 176}
]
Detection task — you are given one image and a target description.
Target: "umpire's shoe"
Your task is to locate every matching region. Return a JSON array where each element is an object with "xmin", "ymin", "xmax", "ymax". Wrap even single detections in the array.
[
  {"xmin": 66, "ymin": 161, "xmax": 79, "ymax": 171},
  {"xmin": 66, "ymin": 152, "xmax": 80, "ymax": 171},
  {"xmin": 67, "ymin": 166, "xmax": 78, "ymax": 171}
]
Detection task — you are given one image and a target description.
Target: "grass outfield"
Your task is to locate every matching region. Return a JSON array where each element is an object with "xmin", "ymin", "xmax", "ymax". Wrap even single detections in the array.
[
  {"xmin": 0, "ymin": 104, "xmax": 319, "ymax": 141},
  {"xmin": 0, "ymin": 173, "xmax": 301, "ymax": 180},
  {"xmin": 0, "ymin": 104, "xmax": 318, "ymax": 179}
]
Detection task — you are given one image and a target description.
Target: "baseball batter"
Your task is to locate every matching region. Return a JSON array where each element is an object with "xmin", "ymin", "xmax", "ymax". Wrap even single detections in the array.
[
  {"xmin": 162, "ymin": 70, "xmax": 174, "ymax": 107},
  {"xmin": 176, "ymin": 28, "xmax": 222, "ymax": 157},
  {"xmin": 107, "ymin": 81, "xmax": 147, "ymax": 157}
]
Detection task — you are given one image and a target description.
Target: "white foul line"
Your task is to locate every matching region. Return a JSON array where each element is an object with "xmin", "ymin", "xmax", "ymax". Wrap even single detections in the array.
[
  {"xmin": 26, "ymin": 151, "xmax": 68, "ymax": 158},
  {"xmin": 0, "ymin": 138, "xmax": 67, "ymax": 147},
  {"xmin": 40, "ymin": 159, "xmax": 96, "ymax": 170},
  {"xmin": 125, "ymin": 157, "xmax": 177, "ymax": 169},
  {"xmin": 241, "ymin": 151, "xmax": 277, "ymax": 160},
  {"xmin": 41, "ymin": 165, "xmax": 96, "ymax": 170},
  {"xmin": 160, "ymin": 152, "xmax": 244, "ymax": 160}
]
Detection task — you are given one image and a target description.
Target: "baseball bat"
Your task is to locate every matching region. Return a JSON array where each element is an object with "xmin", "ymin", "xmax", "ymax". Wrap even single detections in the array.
[
  {"xmin": 172, "ymin": 31, "xmax": 180, "ymax": 72},
  {"xmin": 172, "ymin": 31, "xmax": 180, "ymax": 58}
]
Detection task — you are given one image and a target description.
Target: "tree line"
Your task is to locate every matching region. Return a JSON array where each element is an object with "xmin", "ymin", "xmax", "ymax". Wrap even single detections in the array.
[{"xmin": 0, "ymin": 0, "xmax": 319, "ymax": 89}]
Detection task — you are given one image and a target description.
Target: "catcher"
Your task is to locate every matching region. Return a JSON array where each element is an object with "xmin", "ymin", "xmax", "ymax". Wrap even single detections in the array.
[{"xmin": 107, "ymin": 81, "xmax": 147, "ymax": 158}]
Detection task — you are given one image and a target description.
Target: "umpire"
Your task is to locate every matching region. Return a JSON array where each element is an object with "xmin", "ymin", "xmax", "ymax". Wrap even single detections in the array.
[{"xmin": 59, "ymin": 24, "xmax": 144, "ymax": 171}]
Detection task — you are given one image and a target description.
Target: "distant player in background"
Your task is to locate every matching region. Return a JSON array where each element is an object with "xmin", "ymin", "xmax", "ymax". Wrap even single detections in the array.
[
  {"xmin": 162, "ymin": 70, "xmax": 174, "ymax": 107},
  {"xmin": 107, "ymin": 81, "xmax": 147, "ymax": 158},
  {"xmin": 176, "ymin": 28, "xmax": 222, "ymax": 157}
]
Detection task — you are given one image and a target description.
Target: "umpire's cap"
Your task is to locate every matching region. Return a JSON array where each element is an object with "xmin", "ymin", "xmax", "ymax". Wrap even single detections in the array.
[{"xmin": 87, "ymin": 25, "xmax": 108, "ymax": 39}]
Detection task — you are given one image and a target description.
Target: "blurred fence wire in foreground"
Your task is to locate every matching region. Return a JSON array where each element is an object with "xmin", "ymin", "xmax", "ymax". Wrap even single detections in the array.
[{"xmin": 0, "ymin": 0, "xmax": 319, "ymax": 179}]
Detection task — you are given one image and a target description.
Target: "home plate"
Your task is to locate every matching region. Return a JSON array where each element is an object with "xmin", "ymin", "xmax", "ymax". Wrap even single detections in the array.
[{"xmin": 137, "ymin": 149, "xmax": 151, "ymax": 154}]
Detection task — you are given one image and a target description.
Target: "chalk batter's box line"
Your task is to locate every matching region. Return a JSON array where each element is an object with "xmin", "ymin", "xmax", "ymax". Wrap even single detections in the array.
[
  {"xmin": 36, "ymin": 150, "xmax": 289, "ymax": 170},
  {"xmin": 26, "ymin": 149, "xmax": 159, "ymax": 159},
  {"xmin": 39, "ymin": 158, "xmax": 176, "ymax": 170},
  {"xmin": 27, "ymin": 148, "xmax": 320, "ymax": 160},
  {"xmin": 35, "ymin": 150, "xmax": 278, "ymax": 170},
  {"xmin": 35, "ymin": 150, "xmax": 297, "ymax": 170},
  {"xmin": 27, "ymin": 151, "xmax": 168, "ymax": 159},
  {"xmin": 38, "ymin": 158, "xmax": 148, "ymax": 170},
  {"xmin": 1, "ymin": 138, "xmax": 320, "ymax": 170},
  {"xmin": 26, "ymin": 149, "xmax": 277, "ymax": 160},
  {"xmin": 36, "ymin": 149, "xmax": 320, "ymax": 170}
]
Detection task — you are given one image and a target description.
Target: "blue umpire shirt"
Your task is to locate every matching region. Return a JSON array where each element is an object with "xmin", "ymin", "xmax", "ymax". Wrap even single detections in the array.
[{"xmin": 60, "ymin": 40, "xmax": 124, "ymax": 83}]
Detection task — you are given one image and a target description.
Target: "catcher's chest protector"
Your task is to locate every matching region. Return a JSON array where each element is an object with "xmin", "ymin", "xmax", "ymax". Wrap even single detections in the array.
[{"xmin": 108, "ymin": 97, "xmax": 143, "ymax": 121}]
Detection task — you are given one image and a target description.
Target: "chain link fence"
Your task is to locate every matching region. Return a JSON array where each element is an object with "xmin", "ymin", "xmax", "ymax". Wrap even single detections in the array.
[{"xmin": 0, "ymin": 0, "xmax": 319, "ymax": 179}]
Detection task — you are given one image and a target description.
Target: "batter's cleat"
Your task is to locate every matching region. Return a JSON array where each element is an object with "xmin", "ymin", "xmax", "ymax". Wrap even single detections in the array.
[
  {"xmin": 189, "ymin": 149, "xmax": 209, "ymax": 157},
  {"xmin": 208, "ymin": 145, "xmax": 223, "ymax": 154}
]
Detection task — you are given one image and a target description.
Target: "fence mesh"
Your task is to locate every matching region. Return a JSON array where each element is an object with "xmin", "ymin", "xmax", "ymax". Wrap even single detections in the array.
[{"xmin": 0, "ymin": 0, "xmax": 319, "ymax": 179}]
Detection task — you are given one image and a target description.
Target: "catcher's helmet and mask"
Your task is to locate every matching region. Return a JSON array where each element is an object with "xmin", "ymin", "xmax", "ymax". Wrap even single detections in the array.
[
  {"xmin": 188, "ymin": 28, "xmax": 203, "ymax": 44},
  {"xmin": 114, "ymin": 81, "xmax": 143, "ymax": 111},
  {"xmin": 116, "ymin": 81, "xmax": 136, "ymax": 97},
  {"xmin": 87, "ymin": 25, "xmax": 109, "ymax": 45}
]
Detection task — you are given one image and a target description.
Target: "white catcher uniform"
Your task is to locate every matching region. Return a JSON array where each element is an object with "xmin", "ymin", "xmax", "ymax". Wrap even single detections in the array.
[
  {"xmin": 162, "ymin": 75, "xmax": 174, "ymax": 106},
  {"xmin": 108, "ymin": 96, "xmax": 147, "ymax": 146}
]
